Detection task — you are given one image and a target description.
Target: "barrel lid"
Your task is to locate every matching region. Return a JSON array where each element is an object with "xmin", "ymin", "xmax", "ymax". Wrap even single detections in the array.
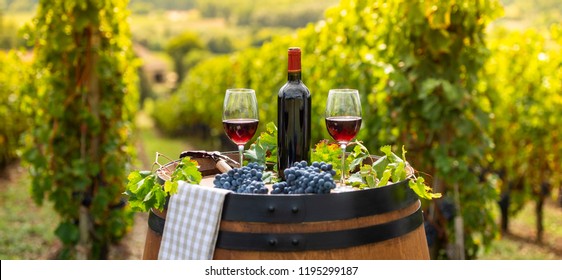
[
  {"xmin": 156, "ymin": 153, "xmax": 419, "ymax": 223},
  {"xmin": 221, "ymin": 179, "xmax": 418, "ymax": 223}
]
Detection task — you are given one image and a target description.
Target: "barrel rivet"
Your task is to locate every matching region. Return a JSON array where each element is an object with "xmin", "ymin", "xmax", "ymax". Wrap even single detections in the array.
[
  {"xmin": 268, "ymin": 239, "xmax": 278, "ymax": 246},
  {"xmin": 292, "ymin": 206, "xmax": 299, "ymax": 213},
  {"xmin": 268, "ymin": 205, "xmax": 275, "ymax": 213},
  {"xmin": 292, "ymin": 239, "xmax": 299, "ymax": 246}
]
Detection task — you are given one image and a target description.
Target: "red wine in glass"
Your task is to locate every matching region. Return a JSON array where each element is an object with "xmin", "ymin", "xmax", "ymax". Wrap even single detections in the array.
[
  {"xmin": 325, "ymin": 89, "xmax": 362, "ymax": 189},
  {"xmin": 325, "ymin": 116, "xmax": 362, "ymax": 144},
  {"xmin": 223, "ymin": 88, "xmax": 259, "ymax": 167},
  {"xmin": 222, "ymin": 118, "xmax": 259, "ymax": 145}
]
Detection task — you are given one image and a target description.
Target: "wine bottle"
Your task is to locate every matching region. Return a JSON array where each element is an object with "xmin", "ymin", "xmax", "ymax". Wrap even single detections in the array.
[{"xmin": 277, "ymin": 47, "xmax": 311, "ymax": 178}]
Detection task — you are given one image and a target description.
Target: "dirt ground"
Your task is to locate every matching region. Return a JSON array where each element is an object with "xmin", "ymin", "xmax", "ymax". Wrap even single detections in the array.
[
  {"xmin": 502, "ymin": 199, "xmax": 562, "ymax": 258},
  {"xmin": 109, "ymin": 212, "xmax": 148, "ymax": 260}
]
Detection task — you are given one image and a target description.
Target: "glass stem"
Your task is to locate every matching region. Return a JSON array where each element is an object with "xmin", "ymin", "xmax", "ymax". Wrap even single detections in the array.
[
  {"xmin": 238, "ymin": 145, "xmax": 244, "ymax": 168},
  {"xmin": 340, "ymin": 143, "xmax": 346, "ymax": 186}
]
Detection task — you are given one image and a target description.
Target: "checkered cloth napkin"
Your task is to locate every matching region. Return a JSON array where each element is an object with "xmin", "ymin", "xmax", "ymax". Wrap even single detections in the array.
[{"xmin": 158, "ymin": 181, "xmax": 230, "ymax": 260}]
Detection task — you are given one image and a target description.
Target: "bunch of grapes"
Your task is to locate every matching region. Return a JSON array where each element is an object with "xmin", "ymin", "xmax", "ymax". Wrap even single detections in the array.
[
  {"xmin": 424, "ymin": 221, "xmax": 438, "ymax": 248},
  {"xmin": 271, "ymin": 161, "xmax": 336, "ymax": 194},
  {"xmin": 438, "ymin": 199, "xmax": 456, "ymax": 221},
  {"xmin": 213, "ymin": 162, "xmax": 268, "ymax": 194}
]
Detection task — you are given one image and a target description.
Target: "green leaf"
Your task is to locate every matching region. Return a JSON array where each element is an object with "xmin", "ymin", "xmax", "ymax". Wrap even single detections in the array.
[
  {"xmin": 366, "ymin": 173, "xmax": 377, "ymax": 188},
  {"xmin": 128, "ymin": 200, "xmax": 147, "ymax": 212},
  {"xmin": 348, "ymin": 172, "xmax": 366, "ymax": 188},
  {"xmin": 163, "ymin": 180, "xmax": 173, "ymax": 193},
  {"xmin": 143, "ymin": 189, "xmax": 154, "ymax": 202},
  {"xmin": 244, "ymin": 144, "xmax": 261, "ymax": 163},
  {"xmin": 124, "ymin": 156, "xmax": 203, "ymax": 212},
  {"xmin": 380, "ymin": 145, "xmax": 392, "ymax": 157},
  {"xmin": 261, "ymin": 171, "xmax": 275, "ymax": 184},
  {"xmin": 377, "ymin": 169, "xmax": 392, "ymax": 187},
  {"xmin": 372, "ymin": 156, "xmax": 389, "ymax": 178},
  {"xmin": 347, "ymin": 142, "xmax": 370, "ymax": 172},
  {"xmin": 127, "ymin": 171, "xmax": 142, "ymax": 185},
  {"xmin": 153, "ymin": 188, "xmax": 167, "ymax": 210},
  {"xmin": 245, "ymin": 122, "xmax": 278, "ymax": 166},
  {"xmin": 380, "ymin": 145, "xmax": 403, "ymax": 163},
  {"xmin": 55, "ymin": 221, "xmax": 80, "ymax": 245},
  {"xmin": 409, "ymin": 177, "xmax": 442, "ymax": 200},
  {"xmin": 392, "ymin": 161, "xmax": 407, "ymax": 183},
  {"xmin": 173, "ymin": 157, "xmax": 202, "ymax": 186}
]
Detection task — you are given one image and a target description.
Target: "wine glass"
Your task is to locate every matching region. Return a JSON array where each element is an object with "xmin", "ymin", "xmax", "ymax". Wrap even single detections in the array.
[
  {"xmin": 325, "ymin": 89, "xmax": 362, "ymax": 189},
  {"xmin": 223, "ymin": 88, "xmax": 259, "ymax": 168}
]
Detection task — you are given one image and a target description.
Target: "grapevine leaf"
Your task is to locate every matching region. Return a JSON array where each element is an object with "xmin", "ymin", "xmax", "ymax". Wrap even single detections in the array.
[
  {"xmin": 170, "ymin": 181, "xmax": 179, "ymax": 194},
  {"xmin": 245, "ymin": 122, "xmax": 278, "ymax": 166},
  {"xmin": 366, "ymin": 173, "xmax": 377, "ymax": 188},
  {"xmin": 380, "ymin": 145, "xmax": 403, "ymax": 163},
  {"xmin": 261, "ymin": 171, "xmax": 275, "ymax": 184},
  {"xmin": 125, "ymin": 156, "xmax": 203, "ymax": 212},
  {"xmin": 55, "ymin": 222, "xmax": 80, "ymax": 245},
  {"xmin": 348, "ymin": 172, "xmax": 365, "ymax": 188},
  {"xmin": 380, "ymin": 145, "xmax": 392, "ymax": 157},
  {"xmin": 262, "ymin": 122, "xmax": 278, "ymax": 146},
  {"xmin": 173, "ymin": 157, "xmax": 202, "ymax": 186},
  {"xmin": 127, "ymin": 170, "xmax": 142, "ymax": 184},
  {"xmin": 244, "ymin": 145, "xmax": 261, "ymax": 163},
  {"xmin": 392, "ymin": 161, "xmax": 407, "ymax": 183},
  {"xmin": 359, "ymin": 164, "xmax": 373, "ymax": 176},
  {"xmin": 357, "ymin": 164, "xmax": 375, "ymax": 188},
  {"xmin": 143, "ymin": 189, "xmax": 154, "ymax": 202},
  {"xmin": 153, "ymin": 188, "xmax": 167, "ymax": 210},
  {"xmin": 355, "ymin": 145, "xmax": 441, "ymax": 200},
  {"xmin": 377, "ymin": 169, "xmax": 392, "ymax": 187},
  {"xmin": 351, "ymin": 141, "xmax": 369, "ymax": 153},
  {"xmin": 139, "ymin": 176, "xmax": 155, "ymax": 196},
  {"xmin": 311, "ymin": 140, "xmax": 342, "ymax": 174},
  {"xmin": 128, "ymin": 199, "xmax": 147, "ymax": 212},
  {"xmin": 163, "ymin": 180, "xmax": 173, "ymax": 193},
  {"xmin": 372, "ymin": 156, "xmax": 389, "ymax": 177},
  {"xmin": 348, "ymin": 144, "xmax": 369, "ymax": 172},
  {"xmin": 409, "ymin": 177, "xmax": 442, "ymax": 200}
]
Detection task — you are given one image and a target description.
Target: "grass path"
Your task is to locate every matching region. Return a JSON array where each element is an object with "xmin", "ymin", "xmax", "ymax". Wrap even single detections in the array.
[
  {"xmin": 0, "ymin": 161, "xmax": 59, "ymax": 259},
  {"xmin": 479, "ymin": 199, "xmax": 562, "ymax": 260}
]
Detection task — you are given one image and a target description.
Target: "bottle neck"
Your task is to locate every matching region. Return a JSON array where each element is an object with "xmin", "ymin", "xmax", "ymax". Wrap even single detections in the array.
[{"xmin": 287, "ymin": 71, "xmax": 301, "ymax": 82}]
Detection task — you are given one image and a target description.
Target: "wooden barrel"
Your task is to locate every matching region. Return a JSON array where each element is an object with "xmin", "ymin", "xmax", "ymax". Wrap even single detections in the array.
[{"xmin": 142, "ymin": 154, "xmax": 429, "ymax": 260}]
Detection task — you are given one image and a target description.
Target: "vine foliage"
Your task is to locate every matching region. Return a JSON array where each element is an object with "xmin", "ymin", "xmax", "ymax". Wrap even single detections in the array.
[
  {"xmin": 0, "ymin": 51, "xmax": 29, "ymax": 168},
  {"xmin": 21, "ymin": 0, "xmax": 139, "ymax": 259},
  {"xmin": 483, "ymin": 25, "xmax": 562, "ymax": 240}
]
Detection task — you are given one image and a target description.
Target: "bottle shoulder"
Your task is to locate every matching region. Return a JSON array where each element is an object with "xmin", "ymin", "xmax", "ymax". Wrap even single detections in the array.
[{"xmin": 278, "ymin": 81, "xmax": 311, "ymax": 98}]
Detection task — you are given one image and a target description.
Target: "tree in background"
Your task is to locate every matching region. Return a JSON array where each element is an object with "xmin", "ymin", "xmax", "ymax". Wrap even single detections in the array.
[
  {"xmin": 165, "ymin": 31, "xmax": 203, "ymax": 84},
  {"xmin": 207, "ymin": 35, "xmax": 234, "ymax": 54},
  {"xmin": 22, "ymin": 0, "xmax": 139, "ymax": 259}
]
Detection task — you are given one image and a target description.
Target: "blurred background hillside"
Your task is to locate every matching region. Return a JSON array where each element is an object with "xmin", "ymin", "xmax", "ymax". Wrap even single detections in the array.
[{"xmin": 1, "ymin": 0, "xmax": 561, "ymax": 260}]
